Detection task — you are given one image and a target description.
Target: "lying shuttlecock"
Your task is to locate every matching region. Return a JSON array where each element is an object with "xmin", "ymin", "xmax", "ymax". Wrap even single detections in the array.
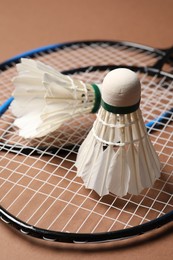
[
  {"xmin": 75, "ymin": 68, "xmax": 160, "ymax": 197},
  {"xmin": 11, "ymin": 58, "xmax": 101, "ymax": 138}
]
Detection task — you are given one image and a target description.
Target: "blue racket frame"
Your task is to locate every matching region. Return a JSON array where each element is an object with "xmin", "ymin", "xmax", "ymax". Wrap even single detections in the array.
[{"xmin": 0, "ymin": 40, "xmax": 172, "ymax": 243}]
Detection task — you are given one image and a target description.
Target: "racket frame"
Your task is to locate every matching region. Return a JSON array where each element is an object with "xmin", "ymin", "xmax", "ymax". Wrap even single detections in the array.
[{"xmin": 0, "ymin": 40, "xmax": 173, "ymax": 243}]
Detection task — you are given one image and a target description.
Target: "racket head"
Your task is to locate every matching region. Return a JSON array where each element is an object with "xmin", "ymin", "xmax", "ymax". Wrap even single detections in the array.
[{"xmin": 0, "ymin": 41, "xmax": 173, "ymax": 243}]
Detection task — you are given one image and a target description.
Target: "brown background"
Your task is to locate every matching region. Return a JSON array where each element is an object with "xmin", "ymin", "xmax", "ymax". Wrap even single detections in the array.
[{"xmin": 0, "ymin": 0, "xmax": 173, "ymax": 259}]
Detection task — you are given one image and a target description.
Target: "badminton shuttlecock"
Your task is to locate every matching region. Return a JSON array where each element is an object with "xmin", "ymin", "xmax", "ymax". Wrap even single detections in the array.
[
  {"xmin": 11, "ymin": 58, "xmax": 101, "ymax": 138},
  {"xmin": 75, "ymin": 68, "xmax": 160, "ymax": 197}
]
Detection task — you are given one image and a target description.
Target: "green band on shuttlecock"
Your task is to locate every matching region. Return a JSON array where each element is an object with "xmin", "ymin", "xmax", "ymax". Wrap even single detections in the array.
[
  {"xmin": 91, "ymin": 84, "xmax": 101, "ymax": 113},
  {"xmin": 101, "ymin": 99, "xmax": 140, "ymax": 114}
]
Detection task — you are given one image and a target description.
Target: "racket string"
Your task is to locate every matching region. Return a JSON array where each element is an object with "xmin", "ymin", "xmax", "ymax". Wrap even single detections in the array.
[{"xmin": 0, "ymin": 42, "xmax": 172, "ymax": 239}]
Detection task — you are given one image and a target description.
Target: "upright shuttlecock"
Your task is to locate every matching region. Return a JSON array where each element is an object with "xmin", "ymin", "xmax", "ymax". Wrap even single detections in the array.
[
  {"xmin": 11, "ymin": 58, "xmax": 101, "ymax": 138},
  {"xmin": 75, "ymin": 68, "xmax": 160, "ymax": 197}
]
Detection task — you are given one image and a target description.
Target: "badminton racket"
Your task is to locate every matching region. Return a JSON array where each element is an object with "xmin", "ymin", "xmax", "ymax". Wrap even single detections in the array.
[{"xmin": 0, "ymin": 40, "xmax": 172, "ymax": 243}]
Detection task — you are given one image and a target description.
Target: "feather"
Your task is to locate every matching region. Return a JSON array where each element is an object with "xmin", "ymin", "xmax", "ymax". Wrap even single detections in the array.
[
  {"xmin": 75, "ymin": 68, "xmax": 160, "ymax": 197},
  {"xmin": 11, "ymin": 58, "xmax": 101, "ymax": 138}
]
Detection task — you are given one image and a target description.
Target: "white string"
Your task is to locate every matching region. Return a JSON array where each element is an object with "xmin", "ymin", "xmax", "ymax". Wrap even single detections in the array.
[{"xmin": 0, "ymin": 43, "xmax": 172, "ymax": 234}]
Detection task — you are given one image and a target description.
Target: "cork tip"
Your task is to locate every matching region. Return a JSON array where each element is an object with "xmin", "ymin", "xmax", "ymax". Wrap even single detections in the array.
[{"xmin": 102, "ymin": 68, "xmax": 141, "ymax": 108}]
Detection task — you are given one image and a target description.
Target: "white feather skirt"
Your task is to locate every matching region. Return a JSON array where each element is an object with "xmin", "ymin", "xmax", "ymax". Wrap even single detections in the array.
[
  {"xmin": 11, "ymin": 58, "xmax": 97, "ymax": 138},
  {"xmin": 75, "ymin": 107, "xmax": 160, "ymax": 197}
]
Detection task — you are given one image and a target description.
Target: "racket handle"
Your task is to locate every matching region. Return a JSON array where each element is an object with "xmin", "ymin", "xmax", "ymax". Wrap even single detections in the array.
[{"xmin": 0, "ymin": 97, "xmax": 14, "ymax": 116}]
